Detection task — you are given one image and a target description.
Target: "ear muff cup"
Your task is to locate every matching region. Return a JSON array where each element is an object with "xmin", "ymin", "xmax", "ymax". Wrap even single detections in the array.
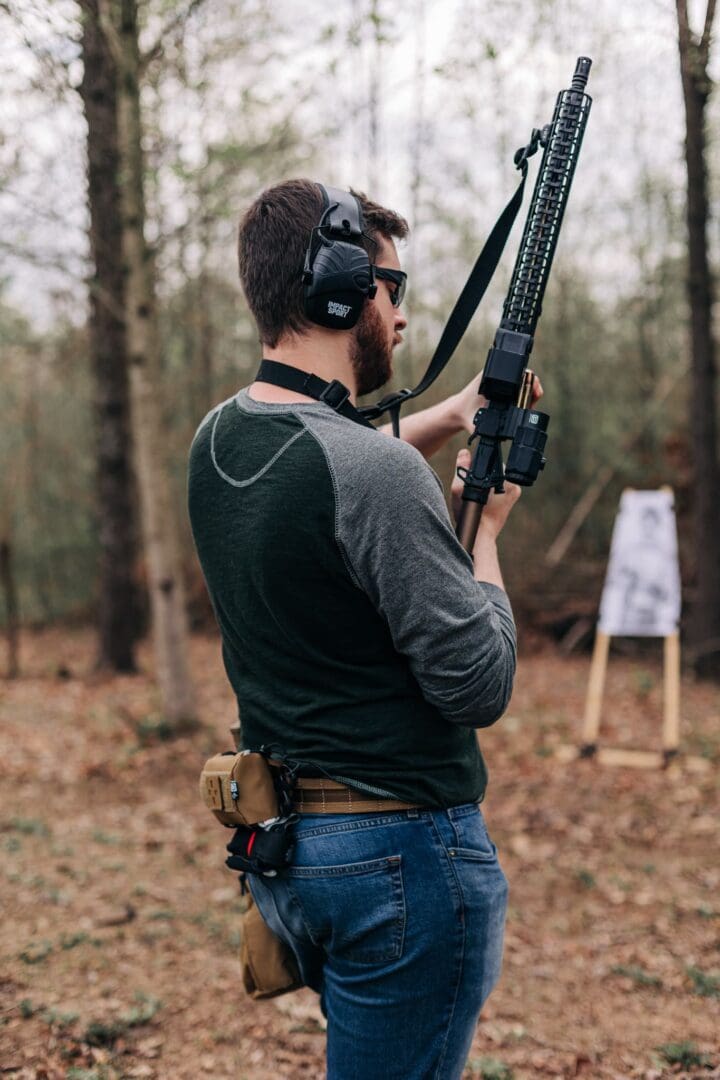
[
  {"xmin": 303, "ymin": 240, "xmax": 373, "ymax": 329},
  {"xmin": 302, "ymin": 185, "xmax": 376, "ymax": 330}
]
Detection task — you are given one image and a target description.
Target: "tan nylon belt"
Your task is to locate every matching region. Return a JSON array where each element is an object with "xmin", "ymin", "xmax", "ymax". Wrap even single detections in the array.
[{"xmin": 292, "ymin": 777, "xmax": 422, "ymax": 814}]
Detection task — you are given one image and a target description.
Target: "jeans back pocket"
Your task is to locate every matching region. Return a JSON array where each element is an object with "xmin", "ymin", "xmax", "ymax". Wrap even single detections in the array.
[{"xmin": 285, "ymin": 855, "xmax": 406, "ymax": 965}]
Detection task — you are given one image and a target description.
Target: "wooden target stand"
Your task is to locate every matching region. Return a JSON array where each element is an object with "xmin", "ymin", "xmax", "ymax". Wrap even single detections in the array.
[{"xmin": 571, "ymin": 630, "xmax": 681, "ymax": 768}]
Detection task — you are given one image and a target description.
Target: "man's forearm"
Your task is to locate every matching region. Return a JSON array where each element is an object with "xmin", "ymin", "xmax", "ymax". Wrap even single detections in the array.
[
  {"xmin": 471, "ymin": 527, "xmax": 506, "ymax": 591},
  {"xmin": 378, "ymin": 394, "xmax": 464, "ymax": 459}
]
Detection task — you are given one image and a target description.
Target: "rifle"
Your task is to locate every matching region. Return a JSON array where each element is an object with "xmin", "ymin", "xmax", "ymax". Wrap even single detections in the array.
[{"xmin": 456, "ymin": 57, "xmax": 593, "ymax": 553}]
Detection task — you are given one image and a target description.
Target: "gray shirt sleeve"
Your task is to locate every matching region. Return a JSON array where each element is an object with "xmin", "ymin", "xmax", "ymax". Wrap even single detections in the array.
[{"xmin": 305, "ymin": 416, "xmax": 516, "ymax": 727}]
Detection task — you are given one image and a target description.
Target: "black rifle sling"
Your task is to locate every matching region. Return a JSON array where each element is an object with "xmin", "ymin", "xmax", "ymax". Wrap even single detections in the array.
[
  {"xmin": 255, "ymin": 159, "xmax": 531, "ymax": 435},
  {"xmin": 254, "ymin": 359, "xmax": 376, "ymax": 429},
  {"xmin": 359, "ymin": 167, "xmax": 530, "ymax": 436}
]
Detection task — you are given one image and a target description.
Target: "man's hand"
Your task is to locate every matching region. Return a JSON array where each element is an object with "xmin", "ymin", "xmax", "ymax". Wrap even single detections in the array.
[
  {"xmin": 452, "ymin": 447, "xmax": 521, "ymax": 589},
  {"xmin": 452, "ymin": 370, "xmax": 544, "ymax": 435},
  {"xmin": 451, "ymin": 449, "xmax": 521, "ymax": 537},
  {"xmin": 379, "ymin": 370, "xmax": 543, "ymax": 462}
]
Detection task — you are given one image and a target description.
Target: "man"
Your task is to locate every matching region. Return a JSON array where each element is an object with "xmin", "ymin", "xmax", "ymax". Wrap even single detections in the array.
[{"xmin": 188, "ymin": 179, "xmax": 533, "ymax": 1080}]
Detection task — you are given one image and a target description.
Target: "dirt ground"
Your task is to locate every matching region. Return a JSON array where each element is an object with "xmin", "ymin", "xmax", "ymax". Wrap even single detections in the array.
[{"xmin": 1, "ymin": 627, "xmax": 719, "ymax": 1080}]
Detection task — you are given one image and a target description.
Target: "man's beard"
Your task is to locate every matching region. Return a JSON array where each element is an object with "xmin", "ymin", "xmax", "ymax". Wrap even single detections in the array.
[{"xmin": 350, "ymin": 303, "xmax": 393, "ymax": 398}]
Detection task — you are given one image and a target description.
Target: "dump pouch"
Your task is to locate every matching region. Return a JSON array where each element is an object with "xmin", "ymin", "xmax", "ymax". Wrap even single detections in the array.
[
  {"xmin": 199, "ymin": 750, "xmax": 279, "ymax": 827},
  {"xmin": 241, "ymin": 892, "xmax": 303, "ymax": 1000}
]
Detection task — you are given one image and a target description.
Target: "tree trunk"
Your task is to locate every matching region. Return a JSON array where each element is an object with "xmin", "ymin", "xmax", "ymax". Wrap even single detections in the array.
[
  {"xmin": 367, "ymin": 0, "xmax": 383, "ymax": 194},
  {"xmin": 79, "ymin": 0, "xmax": 143, "ymax": 672},
  {"xmin": 676, "ymin": 0, "xmax": 720, "ymax": 678},
  {"xmin": 1, "ymin": 539, "xmax": 20, "ymax": 679},
  {"xmin": 103, "ymin": 0, "xmax": 197, "ymax": 725},
  {"xmin": 197, "ymin": 268, "xmax": 214, "ymax": 414}
]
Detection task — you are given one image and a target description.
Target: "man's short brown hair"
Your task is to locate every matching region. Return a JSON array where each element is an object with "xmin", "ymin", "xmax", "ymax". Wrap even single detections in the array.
[{"xmin": 237, "ymin": 179, "xmax": 409, "ymax": 347}]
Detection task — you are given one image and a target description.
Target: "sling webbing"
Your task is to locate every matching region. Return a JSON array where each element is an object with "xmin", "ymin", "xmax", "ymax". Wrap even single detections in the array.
[
  {"xmin": 255, "ymin": 359, "xmax": 376, "ymax": 428},
  {"xmin": 359, "ymin": 168, "xmax": 529, "ymax": 436}
]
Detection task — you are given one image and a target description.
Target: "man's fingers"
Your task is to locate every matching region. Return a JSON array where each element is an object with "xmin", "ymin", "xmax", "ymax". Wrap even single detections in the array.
[
  {"xmin": 495, "ymin": 481, "xmax": 521, "ymax": 497},
  {"xmin": 486, "ymin": 481, "xmax": 522, "ymax": 506}
]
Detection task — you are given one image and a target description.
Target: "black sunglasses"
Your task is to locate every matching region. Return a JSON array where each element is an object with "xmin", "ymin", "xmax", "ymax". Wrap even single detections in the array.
[{"xmin": 374, "ymin": 267, "xmax": 407, "ymax": 308}]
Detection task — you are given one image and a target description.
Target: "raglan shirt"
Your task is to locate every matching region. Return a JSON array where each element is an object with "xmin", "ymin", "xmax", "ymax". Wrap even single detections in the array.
[{"xmin": 187, "ymin": 388, "xmax": 517, "ymax": 808}]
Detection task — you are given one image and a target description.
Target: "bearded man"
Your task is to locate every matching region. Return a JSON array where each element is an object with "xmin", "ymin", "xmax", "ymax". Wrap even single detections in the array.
[{"xmin": 188, "ymin": 179, "xmax": 531, "ymax": 1080}]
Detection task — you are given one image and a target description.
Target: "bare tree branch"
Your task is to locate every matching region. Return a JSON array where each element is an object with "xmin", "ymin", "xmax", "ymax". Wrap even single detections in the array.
[
  {"xmin": 700, "ymin": 0, "xmax": 717, "ymax": 58},
  {"xmin": 0, "ymin": 0, "xmax": 77, "ymax": 98},
  {"xmin": 97, "ymin": 0, "xmax": 124, "ymax": 70},
  {"xmin": 139, "ymin": 0, "xmax": 206, "ymax": 73},
  {"xmin": 0, "ymin": 239, "xmax": 87, "ymax": 281}
]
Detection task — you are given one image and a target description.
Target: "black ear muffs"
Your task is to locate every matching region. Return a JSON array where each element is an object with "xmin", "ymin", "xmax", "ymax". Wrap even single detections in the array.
[{"xmin": 302, "ymin": 185, "xmax": 377, "ymax": 329}]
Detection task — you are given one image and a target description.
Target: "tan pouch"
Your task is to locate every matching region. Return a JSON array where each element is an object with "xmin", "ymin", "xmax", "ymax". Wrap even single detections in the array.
[
  {"xmin": 241, "ymin": 892, "xmax": 303, "ymax": 1000},
  {"xmin": 199, "ymin": 751, "xmax": 279, "ymax": 827}
]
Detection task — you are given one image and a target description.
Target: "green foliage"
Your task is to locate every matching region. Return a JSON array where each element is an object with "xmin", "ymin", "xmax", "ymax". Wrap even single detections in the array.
[
  {"xmin": 83, "ymin": 1019, "xmax": 124, "ymax": 1045},
  {"xmin": 634, "ymin": 670, "xmax": 655, "ymax": 697},
  {"xmin": 122, "ymin": 992, "xmax": 163, "ymax": 1027},
  {"xmin": 466, "ymin": 1057, "xmax": 514, "ymax": 1079},
  {"xmin": 657, "ymin": 1040, "xmax": 712, "ymax": 1068},
  {"xmin": 534, "ymin": 744, "xmax": 554, "ymax": 757},
  {"xmin": 687, "ymin": 966, "xmax": 720, "ymax": 998},
  {"xmin": 574, "ymin": 868, "xmax": 596, "ymax": 889},
  {"xmin": 83, "ymin": 992, "xmax": 162, "ymax": 1047},
  {"xmin": 19, "ymin": 940, "xmax": 52, "ymax": 964},
  {"xmin": 92, "ymin": 830, "xmax": 121, "ymax": 846},
  {"xmin": 610, "ymin": 964, "xmax": 662, "ymax": 988},
  {"xmin": 134, "ymin": 712, "xmax": 183, "ymax": 743},
  {"xmin": 59, "ymin": 932, "xmax": 91, "ymax": 950},
  {"xmin": 39, "ymin": 1006, "xmax": 79, "ymax": 1028},
  {"xmin": 0, "ymin": 303, "xmax": 96, "ymax": 626},
  {"xmin": 66, "ymin": 1070, "xmax": 114, "ymax": 1080},
  {"xmin": 8, "ymin": 816, "xmax": 51, "ymax": 836}
]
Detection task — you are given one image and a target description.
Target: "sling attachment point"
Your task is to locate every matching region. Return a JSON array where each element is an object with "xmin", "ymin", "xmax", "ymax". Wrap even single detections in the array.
[
  {"xmin": 513, "ymin": 125, "xmax": 549, "ymax": 173},
  {"xmin": 319, "ymin": 379, "xmax": 351, "ymax": 411},
  {"xmin": 374, "ymin": 388, "xmax": 413, "ymax": 438}
]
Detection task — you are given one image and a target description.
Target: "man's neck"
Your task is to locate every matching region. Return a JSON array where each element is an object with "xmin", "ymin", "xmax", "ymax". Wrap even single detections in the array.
[{"xmin": 248, "ymin": 332, "xmax": 357, "ymax": 404}]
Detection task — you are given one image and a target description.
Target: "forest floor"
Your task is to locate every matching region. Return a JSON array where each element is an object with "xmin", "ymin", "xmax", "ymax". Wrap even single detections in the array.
[{"xmin": 0, "ymin": 627, "xmax": 719, "ymax": 1080}]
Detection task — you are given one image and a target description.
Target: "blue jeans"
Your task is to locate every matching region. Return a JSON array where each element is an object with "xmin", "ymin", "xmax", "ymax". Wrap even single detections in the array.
[{"xmin": 249, "ymin": 803, "xmax": 508, "ymax": 1080}]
